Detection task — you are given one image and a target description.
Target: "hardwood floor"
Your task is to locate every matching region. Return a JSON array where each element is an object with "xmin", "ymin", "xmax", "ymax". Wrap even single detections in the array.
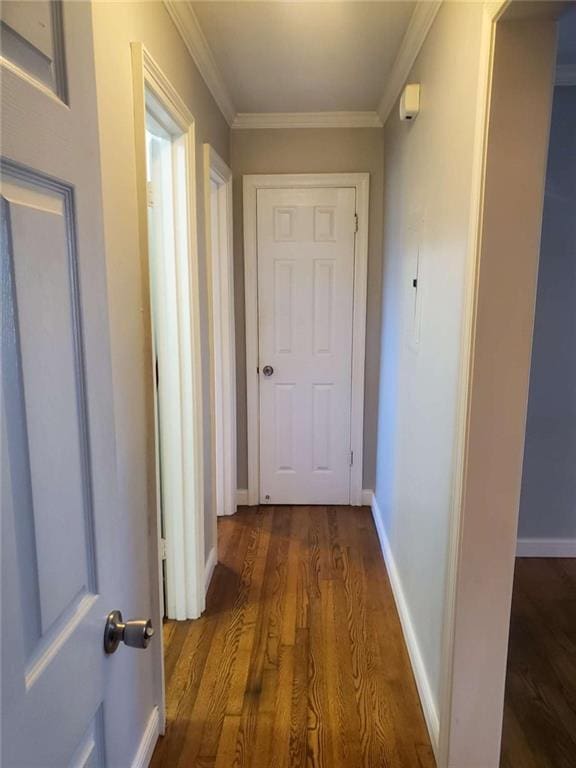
[
  {"xmin": 501, "ymin": 557, "xmax": 576, "ymax": 768},
  {"xmin": 151, "ymin": 505, "xmax": 435, "ymax": 768}
]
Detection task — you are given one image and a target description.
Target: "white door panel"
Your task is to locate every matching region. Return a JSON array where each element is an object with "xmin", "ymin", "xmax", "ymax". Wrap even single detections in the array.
[
  {"xmin": 257, "ymin": 187, "xmax": 356, "ymax": 504},
  {"xmin": 1, "ymin": 139, "xmax": 107, "ymax": 768},
  {"xmin": 1, "ymin": 2, "xmax": 150, "ymax": 765}
]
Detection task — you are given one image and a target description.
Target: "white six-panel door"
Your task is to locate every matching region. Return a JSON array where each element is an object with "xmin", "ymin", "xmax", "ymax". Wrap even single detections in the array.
[
  {"xmin": 257, "ymin": 187, "xmax": 356, "ymax": 504},
  {"xmin": 1, "ymin": 3, "xmax": 140, "ymax": 765}
]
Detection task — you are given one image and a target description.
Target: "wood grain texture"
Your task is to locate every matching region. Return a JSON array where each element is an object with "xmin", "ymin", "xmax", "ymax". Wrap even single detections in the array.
[
  {"xmin": 151, "ymin": 506, "xmax": 435, "ymax": 768},
  {"xmin": 501, "ymin": 558, "xmax": 576, "ymax": 768}
]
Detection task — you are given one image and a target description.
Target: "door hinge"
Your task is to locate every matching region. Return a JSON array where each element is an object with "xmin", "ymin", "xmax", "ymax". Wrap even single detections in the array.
[
  {"xmin": 159, "ymin": 538, "xmax": 167, "ymax": 560},
  {"xmin": 354, "ymin": 213, "xmax": 359, "ymax": 233},
  {"xmin": 147, "ymin": 181, "xmax": 155, "ymax": 208},
  {"xmin": 350, "ymin": 450, "xmax": 354, "ymax": 467}
]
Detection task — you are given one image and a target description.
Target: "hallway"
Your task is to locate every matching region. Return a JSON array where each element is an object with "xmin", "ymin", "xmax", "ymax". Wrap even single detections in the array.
[{"xmin": 151, "ymin": 506, "xmax": 435, "ymax": 767}]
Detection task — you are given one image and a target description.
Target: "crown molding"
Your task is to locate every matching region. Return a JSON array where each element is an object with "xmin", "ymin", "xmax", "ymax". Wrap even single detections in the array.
[
  {"xmin": 377, "ymin": 1, "xmax": 442, "ymax": 124},
  {"xmin": 164, "ymin": 1, "xmax": 236, "ymax": 125},
  {"xmin": 232, "ymin": 111, "xmax": 383, "ymax": 130},
  {"xmin": 556, "ymin": 64, "xmax": 576, "ymax": 86}
]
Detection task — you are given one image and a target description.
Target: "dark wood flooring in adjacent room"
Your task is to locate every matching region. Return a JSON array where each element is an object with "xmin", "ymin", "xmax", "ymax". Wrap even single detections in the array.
[
  {"xmin": 151, "ymin": 505, "xmax": 435, "ymax": 768},
  {"xmin": 501, "ymin": 557, "xmax": 576, "ymax": 768}
]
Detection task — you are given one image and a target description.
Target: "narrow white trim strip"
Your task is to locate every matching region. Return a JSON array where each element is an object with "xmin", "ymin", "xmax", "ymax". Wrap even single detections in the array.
[
  {"xmin": 361, "ymin": 488, "xmax": 373, "ymax": 506},
  {"xmin": 131, "ymin": 706, "xmax": 160, "ymax": 768},
  {"xmin": 370, "ymin": 493, "xmax": 440, "ymax": 757},
  {"xmin": 204, "ymin": 547, "xmax": 218, "ymax": 595},
  {"xmin": 203, "ymin": 144, "xmax": 237, "ymax": 527},
  {"xmin": 236, "ymin": 488, "xmax": 249, "ymax": 506},
  {"xmin": 516, "ymin": 538, "xmax": 576, "ymax": 558},
  {"xmin": 377, "ymin": 2, "xmax": 442, "ymax": 123},
  {"xmin": 232, "ymin": 111, "xmax": 383, "ymax": 130}
]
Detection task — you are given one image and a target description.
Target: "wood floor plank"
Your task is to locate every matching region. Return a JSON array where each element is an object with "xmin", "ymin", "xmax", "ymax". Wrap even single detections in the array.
[
  {"xmin": 225, "ymin": 507, "xmax": 292, "ymax": 767},
  {"xmin": 501, "ymin": 557, "xmax": 576, "ymax": 768},
  {"xmin": 356, "ymin": 509, "xmax": 435, "ymax": 768},
  {"xmin": 213, "ymin": 715, "xmax": 241, "ymax": 768},
  {"xmin": 306, "ymin": 585, "xmax": 333, "ymax": 768},
  {"xmin": 288, "ymin": 627, "xmax": 309, "ymax": 768},
  {"xmin": 225, "ymin": 509, "xmax": 273, "ymax": 717},
  {"xmin": 154, "ymin": 508, "xmax": 254, "ymax": 768},
  {"xmin": 342, "ymin": 513, "xmax": 395, "ymax": 768},
  {"xmin": 180, "ymin": 512, "xmax": 266, "ymax": 766},
  {"xmin": 152, "ymin": 505, "xmax": 436, "ymax": 767}
]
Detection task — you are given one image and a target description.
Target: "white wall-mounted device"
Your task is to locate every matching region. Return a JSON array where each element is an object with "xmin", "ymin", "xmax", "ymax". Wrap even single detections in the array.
[{"xmin": 399, "ymin": 84, "xmax": 421, "ymax": 121}]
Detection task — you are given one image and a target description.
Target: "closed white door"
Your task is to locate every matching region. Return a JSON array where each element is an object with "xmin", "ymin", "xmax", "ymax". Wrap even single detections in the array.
[
  {"xmin": 257, "ymin": 187, "xmax": 356, "ymax": 504},
  {"xmin": 1, "ymin": 3, "xmax": 154, "ymax": 765}
]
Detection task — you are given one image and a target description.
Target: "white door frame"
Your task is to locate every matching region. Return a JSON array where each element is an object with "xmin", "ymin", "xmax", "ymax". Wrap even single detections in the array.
[
  {"xmin": 131, "ymin": 44, "xmax": 205, "ymax": 636},
  {"xmin": 437, "ymin": 4, "xmax": 560, "ymax": 766},
  {"xmin": 243, "ymin": 172, "xmax": 369, "ymax": 507},
  {"xmin": 203, "ymin": 145, "xmax": 237, "ymax": 520}
]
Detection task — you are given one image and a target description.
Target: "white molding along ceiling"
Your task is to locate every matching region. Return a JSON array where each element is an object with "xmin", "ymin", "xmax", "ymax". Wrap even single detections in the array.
[
  {"xmin": 377, "ymin": 1, "xmax": 442, "ymax": 122},
  {"xmin": 555, "ymin": 64, "xmax": 576, "ymax": 86},
  {"xmin": 165, "ymin": 1, "xmax": 443, "ymax": 129},
  {"xmin": 164, "ymin": 1, "xmax": 236, "ymax": 124},
  {"xmin": 232, "ymin": 111, "xmax": 383, "ymax": 130}
]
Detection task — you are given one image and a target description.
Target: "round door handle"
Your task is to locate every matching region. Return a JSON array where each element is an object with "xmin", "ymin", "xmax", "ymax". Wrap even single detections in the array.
[
  {"xmin": 104, "ymin": 610, "xmax": 155, "ymax": 654},
  {"xmin": 262, "ymin": 365, "xmax": 274, "ymax": 377}
]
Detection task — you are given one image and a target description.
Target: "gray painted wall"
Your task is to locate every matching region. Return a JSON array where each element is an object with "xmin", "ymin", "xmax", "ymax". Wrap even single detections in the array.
[
  {"xmin": 91, "ymin": 2, "xmax": 230, "ymax": 761},
  {"xmin": 374, "ymin": 2, "xmax": 484, "ymax": 709},
  {"xmin": 518, "ymin": 84, "xmax": 576, "ymax": 540},
  {"xmin": 231, "ymin": 127, "xmax": 385, "ymax": 491},
  {"xmin": 92, "ymin": 2, "xmax": 230, "ymax": 567}
]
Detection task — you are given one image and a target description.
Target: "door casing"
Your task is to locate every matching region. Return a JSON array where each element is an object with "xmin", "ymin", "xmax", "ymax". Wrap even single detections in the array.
[
  {"xmin": 437, "ymin": 4, "xmax": 560, "ymax": 766},
  {"xmin": 131, "ymin": 42, "xmax": 206, "ymax": 728},
  {"xmin": 243, "ymin": 173, "xmax": 369, "ymax": 506},
  {"xmin": 203, "ymin": 144, "xmax": 236, "ymax": 525}
]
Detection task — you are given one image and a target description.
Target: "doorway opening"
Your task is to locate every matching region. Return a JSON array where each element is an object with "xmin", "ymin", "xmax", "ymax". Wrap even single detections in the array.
[
  {"xmin": 142, "ymin": 82, "xmax": 205, "ymax": 623},
  {"xmin": 131, "ymin": 53, "xmax": 207, "ymax": 719}
]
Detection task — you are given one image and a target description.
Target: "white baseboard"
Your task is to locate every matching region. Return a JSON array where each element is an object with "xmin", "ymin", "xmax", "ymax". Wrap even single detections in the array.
[
  {"xmin": 369, "ymin": 493, "xmax": 440, "ymax": 757},
  {"xmin": 516, "ymin": 537, "xmax": 576, "ymax": 558},
  {"xmin": 236, "ymin": 488, "xmax": 249, "ymax": 506},
  {"xmin": 361, "ymin": 488, "xmax": 373, "ymax": 506},
  {"xmin": 236, "ymin": 488, "xmax": 374, "ymax": 507},
  {"xmin": 204, "ymin": 546, "xmax": 217, "ymax": 594},
  {"xmin": 131, "ymin": 706, "xmax": 159, "ymax": 768}
]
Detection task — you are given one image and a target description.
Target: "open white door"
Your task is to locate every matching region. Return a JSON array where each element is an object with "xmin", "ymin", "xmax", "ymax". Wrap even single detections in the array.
[{"xmin": 1, "ymin": 3, "xmax": 157, "ymax": 765}]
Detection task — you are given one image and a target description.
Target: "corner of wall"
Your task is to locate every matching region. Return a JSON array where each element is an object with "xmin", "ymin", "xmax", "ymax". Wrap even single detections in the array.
[{"xmin": 369, "ymin": 493, "xmax": 440, "ymax": 757}]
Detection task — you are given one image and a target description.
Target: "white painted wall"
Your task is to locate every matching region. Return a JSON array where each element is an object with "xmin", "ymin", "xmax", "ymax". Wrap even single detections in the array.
[
  {"xmin": 518, "ymin": 84, "xmax": 576, "ymax": 542},
  {"xmin": 90, "ymin": 2, "xmax": 229, "ymax": 762},
  {"xmin": 374, "ymin": 0, "xmax": 484, "ymax": 717}
]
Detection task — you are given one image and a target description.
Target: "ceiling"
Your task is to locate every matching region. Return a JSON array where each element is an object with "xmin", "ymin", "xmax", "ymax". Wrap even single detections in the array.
[
  {"xmin": 168, "ymin": 2, "xmax": 574, "ymax": 127},
  {"xmin": 191, "ymin": 2, "xmax": 416, "ymax": 115}
]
